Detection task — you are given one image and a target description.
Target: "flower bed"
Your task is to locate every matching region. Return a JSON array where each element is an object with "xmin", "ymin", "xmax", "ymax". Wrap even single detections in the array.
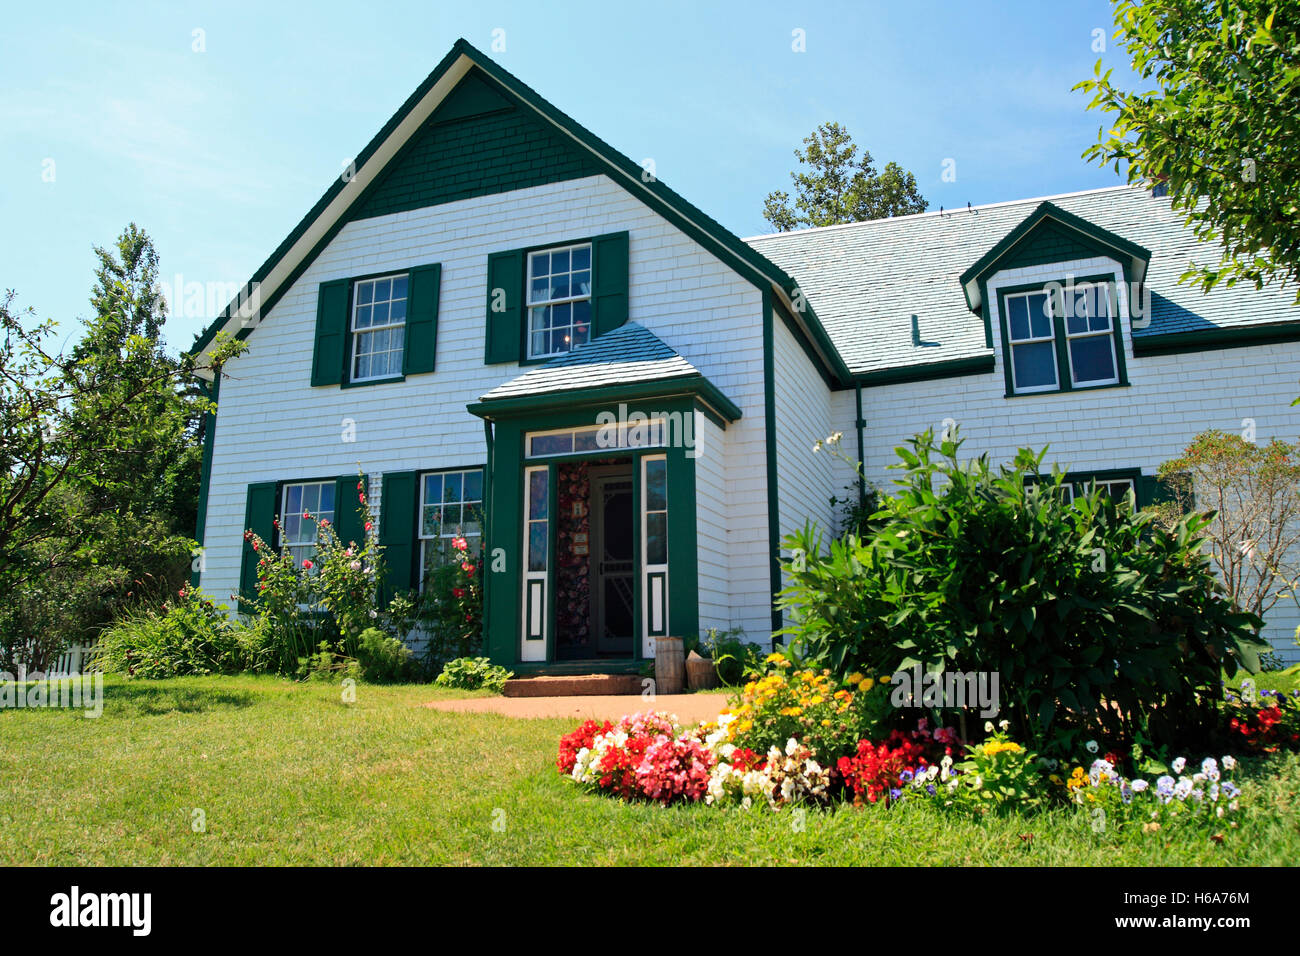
[{"xmin": 555, "ymin": 655, "xmax": 1292, "ymax": 838}]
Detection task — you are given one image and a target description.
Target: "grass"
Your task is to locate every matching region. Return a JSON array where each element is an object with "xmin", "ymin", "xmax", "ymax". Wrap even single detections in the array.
[{"xmin": 0, "ymin": 673, "xmax": 1297, "ymax": 865}]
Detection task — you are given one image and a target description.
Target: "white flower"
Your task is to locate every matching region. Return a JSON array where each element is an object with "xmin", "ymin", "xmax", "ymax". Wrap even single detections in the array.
[
  {"xmin": 785, "ymin": 738, "xmax": 799, "ymax": 757},
  {"xmin": 368, "ymin": 609, "xmax": 378, "ymax": 619},
  {"xmin": 1222, "ymin": 755, "xmax": 1237, "ymax": 771},
  {"xmin": 984, "ymin": 721, "xmax": 994, "ymax": 733},
  {"xmin": 999, "ymin": 719, "xmax": 1010, "ymax": 731},
  {"xmin": 1171, "ymin": 757, "xmax": 1186, "ymax": 774},
  {"xmin": 1085, "ymin": 740, "xmax": 1099, "ymax": 754},
  {"xmin": 1131, "ymin": 779, "xmax": 1149, "ymax": 793}
]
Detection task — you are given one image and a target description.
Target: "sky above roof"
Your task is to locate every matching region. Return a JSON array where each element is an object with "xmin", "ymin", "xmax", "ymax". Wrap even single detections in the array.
[{"xmin": 1, "ymin": 0, "xmax": 1140, "ymax": 353}]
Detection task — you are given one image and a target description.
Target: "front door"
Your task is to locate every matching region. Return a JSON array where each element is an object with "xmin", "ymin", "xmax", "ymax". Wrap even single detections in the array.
[{"xmin": 591, "ymin": 470, "xmax": 634, "ymax": 656}]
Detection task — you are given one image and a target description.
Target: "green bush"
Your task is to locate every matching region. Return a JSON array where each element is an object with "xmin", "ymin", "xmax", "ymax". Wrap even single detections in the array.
[
  {"xmin": 96, "ymin": 587, "xmax": 267, "ymax": 678},
  {"xmin": 699, "ymin": 628, "xmax": 763, "ymax": 687},
  {"xmin": 434, "ymin": 656, "xmax": 512, "ymax": 693},
  {"xmin": 355, "ymin": 627, "xmax": 415, "ymax": 683},
  {"xmin": 777, "ymin": 428, "xmax": 1267, "ymax": 759}
]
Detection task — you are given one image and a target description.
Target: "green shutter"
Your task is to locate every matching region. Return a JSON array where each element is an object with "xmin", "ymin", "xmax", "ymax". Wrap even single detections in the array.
[
  {"xmin": 485, "ymin": 250, "xmax": 524, "ymax": 363},
  {"xmin": 238, "ymin": 481, "xmax": 279, "ymax": 612},
  {"xmin": 311, "ymin": 278, "xmax": 351, "ymax": 386},
  {"xmin": 591, "ymin": 231, "xmax": 629, "ymax": 338},
  {"xmin": 379, "ymin": 470, "xmax": 418, "ymax": 600},
  {"xmin": 334, "ymin": 474, "xmax": 370, "ymax": 549},
  {"xmin": 403, "ymin": 264, "xmax": 442, "ymax": 375}
]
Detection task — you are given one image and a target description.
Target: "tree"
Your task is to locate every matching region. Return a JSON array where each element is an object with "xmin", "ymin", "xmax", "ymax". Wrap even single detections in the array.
[
  {"xmin": 763, "ymin": 122, "xmax": 928, "ymax": 231},
  {"xmin": 1151, "ymin": 429, "xmax": 1300, "ymax": 623},
  {"xmin": 1077, "ymin": 0, "xmax": 1300, "ymax": 300},
  {"xmin": 0, "ymin": 227, "xmax": 243, "ymax": 669}
]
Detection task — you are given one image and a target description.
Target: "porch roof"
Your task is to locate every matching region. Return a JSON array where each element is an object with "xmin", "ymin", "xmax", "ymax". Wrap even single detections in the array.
[{"xmin": 470, "ymin": 322, "xmax": 742, "ymax": 421}]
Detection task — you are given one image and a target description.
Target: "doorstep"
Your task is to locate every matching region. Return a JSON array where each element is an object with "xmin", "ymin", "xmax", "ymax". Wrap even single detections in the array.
[{"xmin": 502, "ymin": 673, "xmax": 644, "ymax": 698}]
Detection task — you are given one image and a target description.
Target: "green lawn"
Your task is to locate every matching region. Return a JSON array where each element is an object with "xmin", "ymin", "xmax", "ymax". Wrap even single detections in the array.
[{"xmin": 1, "ymin": 674, "xmax": 1297, "ymax": 865}]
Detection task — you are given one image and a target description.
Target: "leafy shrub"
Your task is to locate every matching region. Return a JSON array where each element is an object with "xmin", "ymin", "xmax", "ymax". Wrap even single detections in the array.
[
  {"xmin": 96, "ymin": 587, "xmax": 266, "ymax": 678},
  {"xmin": 355, "ymin": 627, "xmax": 415, "ymax": 683},
  {"xmin": 434, "ymin": 656, "xmax": 511, "ymax": 693},
  {"xmin": 955, "ymin": 729, "xmax": 1045, "ymax": 813},
  {"xmin": 777, "ymin": 428, "xmax": 1268, "ymax": 760},
  {"xmin": 701, "ymin": 628, "xmax": 763, "ymax": 687}
]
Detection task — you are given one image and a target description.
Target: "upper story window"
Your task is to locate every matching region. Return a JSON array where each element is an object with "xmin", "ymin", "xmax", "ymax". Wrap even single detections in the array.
[
  {"xmin": 526, "ymin": 244, "xmax": 592, "ymax": 359},
  {"xmin": 281, "ymin": 481, "xmax": 336, "ymax": 568},
  {"xmin": 352, "ymin": 274, "xmax": 408, "ymax": 381},
  {"xmin": 1003, "ymin": 281, "xmax": 1120, "ymax": 395},
  {"xmin": 419, "ymin": 468, "xmax": 484, "ymax": 588}
]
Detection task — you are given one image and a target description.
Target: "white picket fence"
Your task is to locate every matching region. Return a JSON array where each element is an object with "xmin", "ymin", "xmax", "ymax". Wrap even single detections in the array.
[{"xmin": 46, "ymin": 643, "xmax": 99, "ymax": 676}]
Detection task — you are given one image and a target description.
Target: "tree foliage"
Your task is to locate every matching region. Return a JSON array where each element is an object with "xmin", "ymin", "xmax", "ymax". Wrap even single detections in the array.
[
  {"xmin": 1151, "ymin": 429, "xmax": 1300, "ymax": 621},
  {"xmin": 0, "ymin": 225, "xmax": 244, "ymax": 669},
  {"xmin": 1077, "ymin": 0, "xmax": 1300, "ymax": 299},
  {"xmin": 763, "ymin": 122, "xmax": 928, "ymax": 231}
]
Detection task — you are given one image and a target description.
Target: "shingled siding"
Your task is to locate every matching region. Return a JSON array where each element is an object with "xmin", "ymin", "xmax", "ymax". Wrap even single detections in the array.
[
  {"xmin": 771, "ymin": 312, "xmax": 835, "ymax": 558},
  {"xmin": 349, "ymin": 77, "xmax": 600, "ymax": 222},
  {"xmin": 832, "ymin": 255, "xmax": 1300, "ymax": 665},
  {"xmin": 198, "ymin": 174, "xmax": 776, "ymax": 652}
]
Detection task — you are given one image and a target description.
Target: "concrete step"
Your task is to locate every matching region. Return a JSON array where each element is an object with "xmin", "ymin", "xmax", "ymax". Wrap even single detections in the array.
[{"xmin": 502, "ymin": 673, "xmax": 645, "ymax": 698}]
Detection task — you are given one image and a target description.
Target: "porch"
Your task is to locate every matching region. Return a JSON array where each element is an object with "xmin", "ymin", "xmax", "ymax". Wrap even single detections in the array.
[{"xmin": 468, "ymin": 322, "xmax": 741, "ymax": 674}]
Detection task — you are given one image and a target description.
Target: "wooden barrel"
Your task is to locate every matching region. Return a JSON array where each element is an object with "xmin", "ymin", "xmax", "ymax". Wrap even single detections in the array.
[
  {"xmin": 685, "ymin": 651, "xmax": 717, "ymax": 690},
  {"xmin": 654, "ymin": 636, "xmax": 685, "ymax": 695}
]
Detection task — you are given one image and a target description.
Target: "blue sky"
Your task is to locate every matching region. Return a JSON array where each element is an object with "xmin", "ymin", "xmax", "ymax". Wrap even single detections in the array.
[{"xmin": 0, "ymin": 0, "xmax": 1138, "ymax": 351}]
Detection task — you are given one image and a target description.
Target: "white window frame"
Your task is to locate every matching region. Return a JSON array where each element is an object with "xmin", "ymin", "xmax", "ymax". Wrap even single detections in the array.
[
  {"xmin": 417, "ymin": 468, "xmax": 484, "ymax": 589},
  {"xmin": 350, "ymin": 273, "xmax": 408, "ymax": 383},
  {"xmin": 524, "ymin": 419, "xmax": 668, "ymax": 459},
  {"xmin": 1003, "ymin": 288, "xmax": 1060, "ymax": 394},
  {"xmin": 640, "ymin": 454, "xmax": 669, "ymax": 658},
  {"xmin": 1061, "ymin": 281, "xmax": 1120, "ymax": 388},
  {"xmin": 279, "ymin": 480, "xmax": 335, "ymax": 569},
  {"xmin": 520, "ymin": 465, "xmax": 549, "ymax": 662},
  {"xmin": 525, "ymin": 243, "xmax": 592, "ymax": 360}
]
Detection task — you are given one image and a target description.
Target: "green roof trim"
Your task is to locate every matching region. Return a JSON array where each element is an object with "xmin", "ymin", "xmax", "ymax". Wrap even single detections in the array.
[
  {"xmin": 466, "ymin": 374, "xmax": 743, "ymax": 423},
  {"xmin": 855, "ymin": 354, "xmax": 995, "ymax": 387},
  {"xmin": 1131, "ymin": 319, "xmax": 1300, "ymax": 356},
  {"xmin": 958, "ymin": 200, "xmax": 1152, "ymax": 312},
  {"xmin": 186, "ymin": 38, "xmax": 851, "ymax": 387}
]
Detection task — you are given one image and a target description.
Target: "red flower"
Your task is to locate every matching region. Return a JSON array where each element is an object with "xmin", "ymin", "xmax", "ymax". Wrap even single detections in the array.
[
  {"xmin": 452, "ymin": 588, "xmax": 466, "ymax": 599},
  {"xmin": 302, "ymin": 559, "xmax": 314, "ymax": 570},
  {"xmin": 319, "ymin": 519, "xmax": 330, "ymax": 528},
  {"xmin": 364, "ymin": 521, "xmax": 373, "ymax": 531},
  {"xmin": 462, "ymin": 562, "xmax": 476, "ymax": 576}
]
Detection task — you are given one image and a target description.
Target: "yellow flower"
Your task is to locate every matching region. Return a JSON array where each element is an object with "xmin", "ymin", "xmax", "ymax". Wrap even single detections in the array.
[
  {"xmin": 821, "ymin": 719, "xmax": 832, "ymax": 727},
  {"xmin": 879, "ymin": 674, "xmax": 890, "ymax": 684},
  {"xmin": 846, "ymin": 673, "xmax": 864, "ymax": 686},
  {"xmin": 861, "ymin": 678, "xmax": 874, "ymax": 691},
  {"xmin": 809, "ymin": 696, "xmax": 824, "ymax": 706},
  {"xmin": 765, "ymin": 652, "xmax": 785, "ymax": 664}
]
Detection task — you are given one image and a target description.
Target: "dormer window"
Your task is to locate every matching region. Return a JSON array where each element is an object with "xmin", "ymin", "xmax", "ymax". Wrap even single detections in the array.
[{"xmin": 1001, "ymin": 280, "xmax": 1123, "ymax": 395}]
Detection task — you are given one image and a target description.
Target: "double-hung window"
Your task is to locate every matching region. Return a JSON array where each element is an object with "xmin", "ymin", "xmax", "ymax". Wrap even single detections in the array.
[
  {"xmin": 1004, "ymin": 289, "xmax": 1059, "ymax": 393},
  {"xmin": 280, "ymin": 481, "xmax": 336, "ymax": 568},
  {"xmin": 1060, "ymin": 282, "xmax": 1119, "ymax": 387},
  {"xmin": 351, "ymin": 274, "xmax": 408, "ymax": 381},
  {"xmin": 1002, "ymin": 280, "xmax": 1121, "ymax": 395},
  {"xmin": 418, "ymin": 468, "xmax": 485, "ymax": 588},
  {"xmin": 526, "ymin": 244, "xmax": 592, "ymax": 360}
]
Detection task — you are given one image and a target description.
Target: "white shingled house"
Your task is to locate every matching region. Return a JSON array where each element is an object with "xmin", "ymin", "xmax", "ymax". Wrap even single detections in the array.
[{"xmin": 189, "ymin": 39, "xmax": 1300, "ymax": 672}]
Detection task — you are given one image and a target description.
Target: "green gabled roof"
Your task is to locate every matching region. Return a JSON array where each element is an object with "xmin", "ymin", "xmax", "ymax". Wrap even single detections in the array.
[
  {"xmin": 747, "ymin": 185, "xmax": 1300, "ymax": 380},
  {"xmin": 468, "ymin": 322, "xmax": 742, "ymax": 422},
  {"xmin": 188, "ymin": 38, "xmax": 850, "ymax": 386}
]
